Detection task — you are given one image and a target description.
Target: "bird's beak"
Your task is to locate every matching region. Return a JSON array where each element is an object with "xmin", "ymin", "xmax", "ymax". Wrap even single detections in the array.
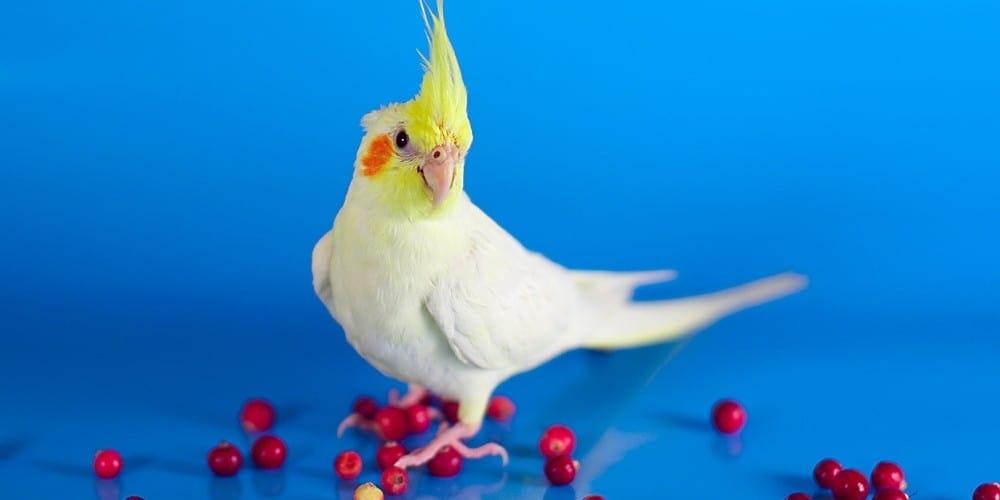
[{"xmin": 421, "ymin": 144, "xmax": 458, "ymax": 207}]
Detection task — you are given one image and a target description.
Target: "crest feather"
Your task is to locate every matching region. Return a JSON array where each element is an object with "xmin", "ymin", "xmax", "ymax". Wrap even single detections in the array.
[{"xmin": 409, "ymin": 0, "xmax": 472, "ymax": 150}]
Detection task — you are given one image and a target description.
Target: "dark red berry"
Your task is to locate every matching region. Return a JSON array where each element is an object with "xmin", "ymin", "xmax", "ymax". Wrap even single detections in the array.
[
  {"xmin": 538, "ymin": 424, "xmax": 576, "ymax": 458},
  {"xmin": 544, "ymin": 455, "xmax": 578, "ymax": 486},
  {"xmin": 334, "ymin": 450, "xmax": 363, "ymax": 480},
  {"xmin": 786, "ymin": 494, "xmax": 811, "ymax": 500},
  {"xmin": 374, "ymin": 407, "xmax": 409, "ymax": 441},
  {"xmin": 405, "ymin": 404, "xmax": 431, "ymax": 435},
  {"xmin": 240, "ymin": 398, "xmax": 276, "ymax": 433},
  {"xmin": 427, "ymin": 446, "xmax": 463, "ymax": 477},
  {"xmin": 441, "ymin": 400, "xmax": 460, "ymax": 424},
  {"xmin": 125, "ymin": 497, "xmax": 144, "ymax": 500},
  {"xmin": 486, "ymin": 395, "xmax": 516, "ymax": 421},
  {"xmin": 831, "ymin": 468, "xmax": 870, "ymax": 500},
  {"xmin": 974, "ymin": 483, "xmax": 1000, "ymax": 500},
  {"xmin": 710, "ymin": 399, "xmax": 747, "ymax": 434},
  {"xmin": 419, "ymin": 392, "xmax": 434, "ymax": 407},
  {"xmin": 582, "ymin": 496, "xmax": 605, "ymax": 500},
  {"xmin": 873, "ymin": 489, "xmax": 909, "ymax": 500},
  {"xmin": 381, "ymin": 466, "xmax": 409, "ymax": 495},
  {"xmin": 814, "ymin": 458, "xmax": 843, "ymax": 489},
  {"xmin": 353, "ymin": 396, "xmax": 379, "ymax": 420},
  {"xmin": 376, "ymin": 442, "xmax": 407, "ymax": 470},
  {"xmin": 207, "ymin": 441, "xmax": 243, "ymax": 477},
  {"xmin": 93, "ymin": 449, "xmax": 123, "ymax": 479},
  {"xmin": 871, "ymin": 461, "xmax": 906, "ymax": 491},
  {"xmin": 250, "ymin": 435, "xmax": 287, "ymax": 469}
]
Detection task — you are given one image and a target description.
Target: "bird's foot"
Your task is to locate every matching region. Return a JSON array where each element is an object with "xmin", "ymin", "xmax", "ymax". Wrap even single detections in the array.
[
  {"xmin": 394, "ymin": 422, "xmax": 508, "ymax": 469},
  {"xmin": 337, "ymin": 385, "xmax": 437, "ymax": 438},
  {"xmin": 388, "ymin": 384, "xmax": 431, "ymax": 408}
]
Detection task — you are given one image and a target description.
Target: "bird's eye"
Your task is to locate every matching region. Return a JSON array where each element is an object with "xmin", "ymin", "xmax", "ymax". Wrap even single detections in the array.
[{"xmin": 395, "ymin": 130, "xmax": 409, "ymax": 149}]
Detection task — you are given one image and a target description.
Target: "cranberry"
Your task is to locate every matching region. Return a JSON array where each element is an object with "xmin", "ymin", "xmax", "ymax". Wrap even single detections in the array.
[
  {"xmin": 250, "ymin": 435, "xmax": 287, "ymax": 469},
  {"xmin": 871, "ymin": 461, "xmax": 906, "ymax": 491},
  {"xmin": 786, "ymin": 494, "xmax": 811, "ymax": 500},
  {"xmin": 427, "ymin": 446, "xmax": 463, "ymax": 477},
  {"xmin": 405, "ymin": 404, "xmax": 431, "ymax": 435},
  {"xmin": 125, "ymin": 497, "xmax": 144, "ymax": 500},
  {"xmin": 538, "ymin": 424, "xmax": 576, "ymax": 458},
  {"xmin": 814, "ymin": 458, "xmax": 843, "ymax": 489},
  {"xmin": 353, "ymin": 396, "xmax": 379, "ymax": 420},
  {"xmin": 582, "ymin": 496, "xmax": 605, "ymax": 500},
  {"xmin": 441, "ymin": 400, "xmax": 460, "ymax": 424},
  {"xmin": 544, "ymin": 455, "xmax": 578, "ymax": 486},
  {"xmin": 207, "ymin": 441, "xmax": 243, "ymax": 477},
  {"xmin": 831, "ymin": 468, "xmax": 870, "ymax": 500},
  {"xmin": 334, "ymin": 450, "xmax": 363, "ymax": 480},
  {"xmin": 375, "ymin": 442, "xmax": 407, "ymax": 470},
  {"xmin": 486, "ymin": 395, "xmax": 516, "ymax": 421},
  {"xmin": 974, "ymin": 483, "xmax": 1000, "ymax": 500},
  {"xmin": 710, "ymin": 399, "xmax": 747, "ymax": 434},
  {"xmin": 380, "ymin": 466, "xmax": 409, "ymax": 495},
  {"xmin": 374, "ymin": 407, "xmax": 409, "ymax": 441},
  {"xmin": 873, "ymin": 489, "xmax": 909, "ymax": 500},
  {"xmin": 93, "ymin": 449, "xmax": 123, "ymax": 479},
  {"xmin": 240, "ymin": 398, "xmax": 276, "ymax": 433}
]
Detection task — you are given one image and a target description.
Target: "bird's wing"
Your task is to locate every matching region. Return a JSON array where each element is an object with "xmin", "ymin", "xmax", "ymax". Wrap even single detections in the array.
[
  {"xmin": 424, "ymin": 206, "xmax": 583, "ymax": 371},
  {"xmin": 311, "ymin": 229, "xmax": 336, "ymax": 312}
]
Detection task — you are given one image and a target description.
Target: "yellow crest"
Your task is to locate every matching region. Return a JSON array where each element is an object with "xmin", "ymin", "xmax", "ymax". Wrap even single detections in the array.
[{"xmin": 405, "ymin": 0, "xmax": 472, "ymax": 151}]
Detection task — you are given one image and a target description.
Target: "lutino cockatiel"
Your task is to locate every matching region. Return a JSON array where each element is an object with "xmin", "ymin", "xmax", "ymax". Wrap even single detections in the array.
[{"xmin": 311, "ymin": 0, "xmax": 807, "ymax": 469}]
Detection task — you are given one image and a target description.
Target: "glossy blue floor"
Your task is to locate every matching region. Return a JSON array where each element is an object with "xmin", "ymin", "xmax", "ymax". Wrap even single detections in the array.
[{"xmin": 2, "ymin": 0, "xmax": 999, "ymax": 499}]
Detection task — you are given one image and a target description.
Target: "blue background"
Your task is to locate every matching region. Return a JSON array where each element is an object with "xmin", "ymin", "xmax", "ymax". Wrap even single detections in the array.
[{"xmin": 2, "ymin": 0, "xmax": 998, "ymax": 498}]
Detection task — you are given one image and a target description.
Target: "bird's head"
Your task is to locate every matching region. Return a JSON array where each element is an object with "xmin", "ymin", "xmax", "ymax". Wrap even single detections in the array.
[{"xmin": 352, "ymin": 0, "xmax": 472, "ymax": 218}]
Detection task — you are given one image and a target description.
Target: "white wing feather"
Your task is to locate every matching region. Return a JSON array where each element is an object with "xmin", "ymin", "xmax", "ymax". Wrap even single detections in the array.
[{"xmin": 424, "ymin": 207, "xmax": 585, "ymax": 371}]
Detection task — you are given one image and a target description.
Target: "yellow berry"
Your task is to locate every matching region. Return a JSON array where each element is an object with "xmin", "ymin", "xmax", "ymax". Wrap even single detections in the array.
[{"xmin": 354, "ymin": 482, "xmax": 384, "ymax": 500}]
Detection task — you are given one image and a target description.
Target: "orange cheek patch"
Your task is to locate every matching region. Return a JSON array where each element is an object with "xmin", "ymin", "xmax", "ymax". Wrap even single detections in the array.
[{"xmin": 361, "ymin": 135, "xmax": 393, "ymax": 176}]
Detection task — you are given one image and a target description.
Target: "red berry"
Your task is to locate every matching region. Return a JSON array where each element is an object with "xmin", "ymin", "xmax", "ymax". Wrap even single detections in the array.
[
  {"xmin": 93, "ymin": 449, "xmax": 123, "ymax": 479},
  {"xmin": 786, "ymin": 494, "xmax": 811, "ymax": 500},
  {"xmin": 871, "ymin": 461, "xmax": 906, "ymax": 491},
  {"xmin": 375, "ymin": 442, "xmax": 407, "ymax": 470},
  {"xmin": 582, "ymin": 496, "xmax": 605, "ymax": 500},
  {"xmin": 207, "ymin": 441, "xmax": 243, "ymax": 477},
  {"xmin": 974, "ymin": 483, "xmax": 1000, "ymax": 500},
  {"xmin": 334, "ymin": 450, "xmax": 363, "ymax": 480},
  {"xmin": 543, "ymin": 455, "xmax": 578, "ymax": 486},
  {"xmin": 374, "ymin": 407, "xmax": 409, "ymax": 441},
  {"xmin": 831, "ymin": 468, "xmax": 870, "ymax": 500},
  {"xmin": 353, "ymin": 396, "xmax": 379, "ymax": 420},
  {"xmin": 441, "ymin": 400, "xmax": 460, "ymax": 424},
  {"xmin": 250, "ymin": 435, "xmax": 287, "ymax": 469},
  {"xmin": 813, "ymin": 458, "xmax": 844, "ymax": 489},
  {"xmin": 125, "ymin": 497, "xmax": 144, "ymax": 500},
  {"xmin": 538, "ymin": 424, "xmax": 576, "ymax": 458},
  {"xmin": 873, "ymin": 489, "xmax": 909, "ymax": 500},
  {"xmin": 710, "ymin": 399, "xmax": 747, "ymax": 434},
  {"xmin": 405, "ymin": 404, "xmax": 431, "ymax": 435},
  {"xmin": 427, "ymin": 446, "xmax": 463, "ymax": 477},
  {"xmin": 380, "ymin": 466, "xmax": 409, "ymax": 495},
  {"xmin": 486, "ymin": 395, "xmax": 516, "ymax": 421},
  {"xmin": 240, "ymin": 398, "xmax": 276, "ymax": 433}
]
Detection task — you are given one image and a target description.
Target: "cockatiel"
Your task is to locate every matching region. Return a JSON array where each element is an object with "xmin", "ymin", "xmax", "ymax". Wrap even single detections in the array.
[{"xmin": 311, "ymin": 0, "xmax": 806, "ymax": 469}]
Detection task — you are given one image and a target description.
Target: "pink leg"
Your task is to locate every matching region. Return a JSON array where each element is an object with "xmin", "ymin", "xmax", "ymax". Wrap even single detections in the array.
[
  {"xmin": 394, "ymin": 422, "xmax": 508, "ymax": 469},
  {"xmin": 389, "ymin": 384, "xmax": 430, "ymax": 408},
  {"xmin": 338, "ymin": 385, "xmax": 434, "ymax": 438}
]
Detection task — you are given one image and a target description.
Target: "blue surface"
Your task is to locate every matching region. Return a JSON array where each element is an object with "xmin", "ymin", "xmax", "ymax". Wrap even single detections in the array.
[{"xmin": 2, "ymin": 0, "xmax": 999, "ymax": 498}]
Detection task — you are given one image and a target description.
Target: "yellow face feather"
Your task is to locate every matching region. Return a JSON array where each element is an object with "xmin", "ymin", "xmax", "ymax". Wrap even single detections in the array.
[{"xmin": 353, "ymin": 0, "xmax": 472, "ymax": 218}]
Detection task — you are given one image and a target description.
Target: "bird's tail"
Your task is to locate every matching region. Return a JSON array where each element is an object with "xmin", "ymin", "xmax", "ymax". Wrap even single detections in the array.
[{"xmin": 581, "ymin": 272, "xmax": 807, "ymax": 350}]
